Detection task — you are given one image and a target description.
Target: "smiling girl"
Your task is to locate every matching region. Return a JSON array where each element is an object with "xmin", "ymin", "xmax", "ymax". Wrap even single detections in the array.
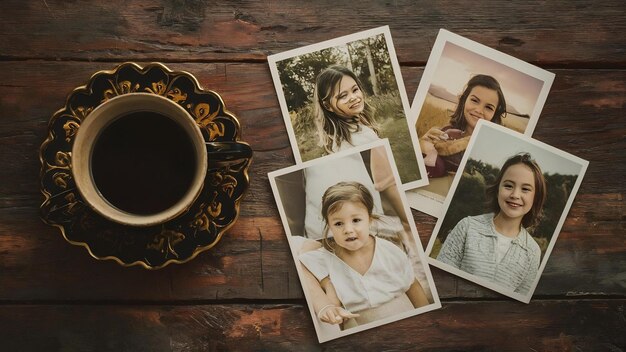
[
  {"xmin": 436, "ymin": 153, "xmax": 546, "ymax": 295},
  {"xmin": 314, "ymin": 65, "xmax": 381, "ymax": 153},
  {"xmin": 420, "ymin": 74, "xmax": 507, "ymax": 178},
  {"xmin": 299, "ymin": 181, "xmax": 429, "ymax": 329}
]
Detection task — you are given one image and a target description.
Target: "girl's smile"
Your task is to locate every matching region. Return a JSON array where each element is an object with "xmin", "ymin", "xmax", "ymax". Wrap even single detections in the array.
[
  {"xmin": 328, "ymin": 75, "xmax": 364, "ymax": 118},
  {"xmin": 497, "ymin": 163, "xmax": 536, "ymax": 223},
  {"xmin": 327, "ymin": 200, "xmax": 373, "ymax": 252},
  {"xmin": 463, "ymin": 85, "xmax": 499, "ymax": 134}
]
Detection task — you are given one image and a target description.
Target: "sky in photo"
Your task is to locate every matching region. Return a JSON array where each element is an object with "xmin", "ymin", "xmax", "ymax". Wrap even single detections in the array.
[
  {"xmin": 431, "ymin": 42, "xmax": 545, "ymax": 116},
  {"xmin": 468, "ymin": 124, "xmax": 583, "ymax": 176}
]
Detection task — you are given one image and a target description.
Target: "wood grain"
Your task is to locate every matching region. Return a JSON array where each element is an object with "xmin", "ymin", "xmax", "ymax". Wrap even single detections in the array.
[
  {"xmin": 0, "ymin": 194, "xmax": 623, "ymax": 301},
  {"xmin": 1, "ymin": 1, "xmax": 625, "ymax": 65},
  {"xmin": 0, "ymin": 301, "xmax": 624, "ymax": 351},
  {"xmin": 1, "ymin": 63, "xmax": 624, "ymax": 208},
  {"xmin": 0, "ymin": 62, "xmax": 624, "ymax": 303},
  {"xmin": 1, "ymin": 0, "xmax": 625, "ymax": 349}
]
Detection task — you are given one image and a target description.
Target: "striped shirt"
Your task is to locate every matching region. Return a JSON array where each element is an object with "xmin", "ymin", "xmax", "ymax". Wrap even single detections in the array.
[{"xmin": 437, "ymin": 213, "xmax": 541, "ymax": 295}]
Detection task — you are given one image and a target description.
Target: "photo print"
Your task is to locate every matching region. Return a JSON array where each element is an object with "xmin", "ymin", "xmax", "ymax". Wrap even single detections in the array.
[
  {"xmin": 269, "ymin": 140, "xmax": 440, "ymax": 342},
  {"xmin": 405, "ymin": 29, "xmax": 555, "ymax": 217},
  {"xmin": 268, "ymin": 26, "xmax": 428, "ymax": 188},
  {"xmin": 426, "ymin": 121, "xmax": 588, "ymax": 303}
]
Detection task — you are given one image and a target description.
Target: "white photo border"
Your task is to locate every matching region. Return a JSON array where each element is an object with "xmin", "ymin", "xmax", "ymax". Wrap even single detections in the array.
[
  {"xmin": 425, "ymin": 120, "xmax": 589, "ymax": 303},
  {"xmin": 268, "ymin": 25, "xmax": 429, "ymax": 189},
  {"xmin": 404, "ymin": 28, "xmax": 556, "ymax": 217},
  {"xmin": 269, "ymin": 139, "xmax": 441, "ymax": 343}
]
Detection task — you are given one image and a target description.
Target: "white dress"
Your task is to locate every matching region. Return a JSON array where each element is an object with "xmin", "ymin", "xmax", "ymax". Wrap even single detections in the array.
[
  {"xmin": 299, "ymin": 236, "xmax": 414, "ymax": 313},
  {"xmin": 331, "ymin": 124, "xmax": 379, "ymax": 153}
]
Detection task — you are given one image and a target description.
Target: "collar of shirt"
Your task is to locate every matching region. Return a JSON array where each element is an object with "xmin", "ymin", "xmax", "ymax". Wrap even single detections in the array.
[{"xmin": 476, "ymin": 213, "xmax": 532, "ymax": 252}]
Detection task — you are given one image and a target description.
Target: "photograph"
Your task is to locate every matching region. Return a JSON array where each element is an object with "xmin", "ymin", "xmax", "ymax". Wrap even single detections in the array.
[
  {"xmin": 405, "ymin": 29, "xmax": 556, "ymax": 217},
  {"xmin": 268, "ymin": 26, "xmax": 428, "ymax": 188},
  {"xmin": 426, "ymin": 121, "xmax": 588, "ymax": 303},
  {"xmin": 268, "ymin": 140, "xmax": 440, "ymax": 343}
]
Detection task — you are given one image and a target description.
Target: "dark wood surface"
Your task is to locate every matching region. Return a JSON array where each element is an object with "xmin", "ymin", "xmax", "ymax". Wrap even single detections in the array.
[{"xmin": 1, "ymin": 1, "xmax": 625, "ymax": 351}]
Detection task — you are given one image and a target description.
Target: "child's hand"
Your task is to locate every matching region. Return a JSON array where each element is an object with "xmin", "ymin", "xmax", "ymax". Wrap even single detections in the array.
[
  {"xmin": 421, "ymin": 127, "xmax": 448, "ymax": 143},
  {"xmin": 434, "ymin": 135, "xmax": 470, "ymax": 156},
  {"xmin": 317, "ymin": 305, "xmax": 360, "ymax": 325}
]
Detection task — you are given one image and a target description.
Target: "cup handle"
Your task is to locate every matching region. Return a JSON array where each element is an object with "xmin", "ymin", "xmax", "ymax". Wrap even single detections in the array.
[{"xmin": 205, "ymin": 142, "xmax": 253, "ymax": 166}]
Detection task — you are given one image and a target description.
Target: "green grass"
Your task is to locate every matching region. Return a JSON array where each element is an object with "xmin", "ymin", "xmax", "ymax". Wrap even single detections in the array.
[
  {"xmin": 297, "ymin": 129, "xmax": 325, "ymax": 162},
  {"xmin": 294, "ymin": 93, "xmax": 422, "ymax": 184},
  {"xmin": 292, "ymin": 106, "xmax": 325, "ymax": 161},
  {"xmin": 430, "ymin": 237, "xmax": 442, "ymax": 259},
  {"xmin": 379, "ymin": 117, "xmax": 420, "ymax": 183}
]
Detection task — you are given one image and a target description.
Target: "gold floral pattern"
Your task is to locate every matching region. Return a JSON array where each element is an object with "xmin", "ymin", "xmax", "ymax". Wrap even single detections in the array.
[
  {"xmin": 213, "ymin": 173, "xmax": 238, "ymax": 197},
  {"xmin": 192, "ymin": 102, "xmax": 225, "ymax": 140},
  {"xmin": 63, "ymin": 121, "xmax": 80, "ymax": 142},
  {"xmin": 71, "ymin": 106, "xmax": 92, "ymax": 122},
  {"xmin": 53, "ymin": 171, "xmax": 71, "ymax": 189},
  {"xmin": 146, "ymin": 80, "xmax": 167, "ymax": 95},
  {"xmin": 40, "ymin": 62, "xmax": 252, "ymax": 269},
  {"xmin": 167, "ymin": 87, "xmax": 188, "ymax": 103},
  {"xmin": 54, "ymin": 151, "xmax": 71, "ymax": 167},
  {"xmin": 147, "ymin": 229, "xmax": 186, "ymax": 259}
]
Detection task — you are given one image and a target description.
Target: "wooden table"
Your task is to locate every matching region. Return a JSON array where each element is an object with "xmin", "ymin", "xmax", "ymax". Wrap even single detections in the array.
[{"xmin": 1, "ymin": 1, "xmax": 625, "ymax": 350}]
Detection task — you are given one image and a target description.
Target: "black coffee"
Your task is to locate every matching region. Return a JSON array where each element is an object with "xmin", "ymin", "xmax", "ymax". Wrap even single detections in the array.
[{"xmin": 91, "ymin": 111, "xmax": 198, "ymax": 215}]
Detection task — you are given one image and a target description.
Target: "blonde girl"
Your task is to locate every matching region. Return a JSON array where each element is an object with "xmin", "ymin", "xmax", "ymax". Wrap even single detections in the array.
[
  {"xmin": 299, "ymin": 182, "xmax": 429, "ymax": 329},
  {"xmin": 314, "ymin": 65, "xmax": 381, "ymax": 153},
  {"xmin": 437, "ymin": 153, "xmax": 546, "ymax": 295}
]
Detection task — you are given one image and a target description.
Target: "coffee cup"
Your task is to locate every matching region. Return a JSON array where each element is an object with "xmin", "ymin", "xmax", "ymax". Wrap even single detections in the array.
[{"xmin": 71, "ymin": 93, "xmax": 252, "ymax": 227}]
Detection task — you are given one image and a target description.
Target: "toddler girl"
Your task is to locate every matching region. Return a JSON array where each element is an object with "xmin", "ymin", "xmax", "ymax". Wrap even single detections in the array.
[
  {"xmin": 299, "ymin": 181, "xmax": 429, "ymax": 329},
  {"xmin": 437, "ymin": 153, "xmax": 545, "ymax": 295}
]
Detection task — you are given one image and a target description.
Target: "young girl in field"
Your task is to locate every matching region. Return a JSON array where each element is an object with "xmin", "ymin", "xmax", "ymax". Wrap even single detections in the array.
[
  {"xmin": 420, "ymin": 74, "xmax": 507, "ymax": 178},
  {"xmin": 436, "ymin": 153, "xmax": 545, "ymax": 295},
  {"xmin": 299, "ymin": 181, "xmax": 429, "ymax": 329},
  {"xmin": 314, "ymin": 65, "xmax": 381, "ymax": 154}
]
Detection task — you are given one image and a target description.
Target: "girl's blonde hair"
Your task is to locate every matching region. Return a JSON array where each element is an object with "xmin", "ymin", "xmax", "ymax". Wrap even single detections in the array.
[
  {"xmin": 313, "ymin": 65, "xmax": 379, "ymax": 153},
  {"xmin": 320, "ymin": 181, "xmax": 378, "ymax": 251}
]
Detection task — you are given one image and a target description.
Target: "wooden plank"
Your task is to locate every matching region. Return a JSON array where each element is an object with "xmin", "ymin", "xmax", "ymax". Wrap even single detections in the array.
[
  {"xmin": 0, "ymin": 193, "xmax": 623, "ymax": 300},
  {"xmin": 0, "ymin": 1, "xmax": 623, "ymax": 349},
  {"xmin": 0, "ymin": 301, "xmax": 624, "ymax": 351},
  {"xmin": 0, "ymin": 62, "xmax": 624, "ymax": 207},
  {"xmin": 0, "ymin": 62, "xmax": 624, "ymax": 300},
  {"xmin": 0, "ymin": 1, "xmax": 625, "ymax": 64}
]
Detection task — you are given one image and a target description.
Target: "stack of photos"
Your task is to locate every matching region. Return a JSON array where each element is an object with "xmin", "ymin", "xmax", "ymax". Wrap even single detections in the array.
[
  {"xmin": 405, "ymin": 29, "xmax": 556, "ymax": 217},
  {"xmin": 266, "ymin": 25, "xmax": 588, "ymax": 342}
]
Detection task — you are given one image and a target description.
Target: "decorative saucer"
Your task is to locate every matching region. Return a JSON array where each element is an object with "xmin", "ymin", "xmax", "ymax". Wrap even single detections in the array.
[{"xmin": 39, "ymin": 62, "xmax": 252, "ymax": 269}]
